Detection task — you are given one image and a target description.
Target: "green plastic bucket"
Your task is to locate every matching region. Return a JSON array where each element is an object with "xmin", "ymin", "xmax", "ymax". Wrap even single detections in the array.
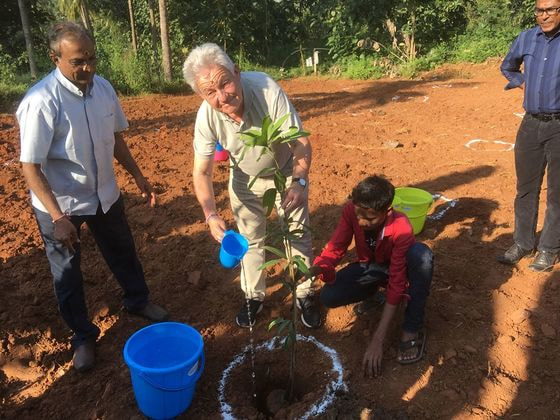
[{"xmin": 393, "ymin": 187, "xmax": 433, "ymax": 234}]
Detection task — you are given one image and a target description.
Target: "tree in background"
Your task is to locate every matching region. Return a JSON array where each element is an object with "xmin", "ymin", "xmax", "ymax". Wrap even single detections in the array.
[
  {"xmin": 17, "ymin": 0, "xmax": 38, "ymax": 79},
  {"xmin": 128, "ymin": 0, "xmax": 138, "ymax": 53},
  {"xmin": 57, "ymin": 0, "xmax": 94, "ymax": 34},
  {"xmin": 158, "ymin": 0, "xmax": 172, "ymax": 81}
]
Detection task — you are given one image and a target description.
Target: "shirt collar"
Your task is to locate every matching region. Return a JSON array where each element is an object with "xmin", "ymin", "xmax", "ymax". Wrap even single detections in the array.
[
  {"xmin": 54, "ymin": 67, "xmax": 94, "ymax": 97},
  {"xmin": 535, "ymin": 25, "xmax": 560, "ymax": 40}
]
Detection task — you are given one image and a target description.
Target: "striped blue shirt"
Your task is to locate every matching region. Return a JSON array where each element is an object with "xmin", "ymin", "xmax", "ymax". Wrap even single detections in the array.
[{"xmin": 501, "ymin": 25, "xmax": 560, "ymax": 113}]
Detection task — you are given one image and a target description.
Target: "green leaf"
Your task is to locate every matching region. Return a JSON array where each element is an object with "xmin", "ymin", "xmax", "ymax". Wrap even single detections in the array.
[
  {"xmin": 267, "ymin": 113, "xmax": 291, "ymax": 141},
  {"xmin": 263, "ymin": 245, "xmax": 287, "ymax": 259},
  {"xmin": 261, "ymin": 115, "xmax": 272, "ymax": 141},
  {"xmin": 268, "ymin": 317, "xmax": 288, "ymax": 332},
  {"xmin": 258, "ymin": 258, "xmax": 284, "ymax": 271},
  {"xmin": 292, "ymin": 255, "xmax": 310, "ymax": 276},
  {"xmin": 274, "ymin": 171, "xmax": 287, "ymax": 194},
  {"xmin": 278, "ymin": 127, "xmax": 309, "ymax": 143},
  {"xmin": 262, "ymin": 188, "xmax": 277, "ymax": 217},
  {"xmin": 247, "ymin": 167, "xmax": 276, "ymax": 190}
]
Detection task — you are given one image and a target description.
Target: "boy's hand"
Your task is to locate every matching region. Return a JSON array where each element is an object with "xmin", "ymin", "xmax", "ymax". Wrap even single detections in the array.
[{"xmin": 363, "ymin": 336, "xmax": 384, "ymax": 377}]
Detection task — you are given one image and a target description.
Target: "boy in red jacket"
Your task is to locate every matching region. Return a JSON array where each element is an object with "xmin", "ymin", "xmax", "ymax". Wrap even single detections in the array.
[{"xmin": 312, "ymin": 175, "xmax": 433, "ymax": 377}]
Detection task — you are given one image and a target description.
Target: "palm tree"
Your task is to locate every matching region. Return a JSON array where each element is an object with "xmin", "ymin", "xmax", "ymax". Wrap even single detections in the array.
[
  {"xmin": 158, "ymin": 0, "xmax": 172, "ymax": 81},
  {"xmin": 16, "ymin": 0, "xmax": 38, "ymax": 79},
  {"xmin": 57, "ymin": 0, "xmax": 93, "ymax": 34}
]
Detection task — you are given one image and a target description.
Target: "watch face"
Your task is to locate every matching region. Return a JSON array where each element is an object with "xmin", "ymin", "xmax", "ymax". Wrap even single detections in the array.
[{"xmin": 297, "ymin": 178, "xmax": 306, "ymax": 187}]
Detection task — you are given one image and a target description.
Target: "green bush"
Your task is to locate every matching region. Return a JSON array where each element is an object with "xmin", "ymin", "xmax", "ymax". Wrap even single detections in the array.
[{"xmin": 339, "ymin": 55, "xmax": 385, "ymax": 79}]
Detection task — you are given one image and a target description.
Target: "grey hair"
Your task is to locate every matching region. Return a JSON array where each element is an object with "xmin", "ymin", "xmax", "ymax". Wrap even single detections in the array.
[
  {"xmin": 182, "ymin": 43, "xmax": 235, "ymax": 93},
  {"xmin": 48, "ymin": 21, "xmax": 94, "ymax": 56}
]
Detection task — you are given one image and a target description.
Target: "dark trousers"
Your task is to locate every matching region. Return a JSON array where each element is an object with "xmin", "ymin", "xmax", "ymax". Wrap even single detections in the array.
[
  {"xmin": 34, "ymin": 196, "xmax": 149, "ymax": 346},
  {"xmin": 320, "ymin": 242, "xmax": 433, "ymax": 333},
  {"xmin": 514, "ymin": 115, "xmax": 560, "ymax": 252}
]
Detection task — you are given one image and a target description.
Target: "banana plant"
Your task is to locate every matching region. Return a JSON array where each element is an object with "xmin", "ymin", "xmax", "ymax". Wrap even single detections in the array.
[{"xmin": 239, "ymin": 113, "xmax": 311, "ymax": 401}]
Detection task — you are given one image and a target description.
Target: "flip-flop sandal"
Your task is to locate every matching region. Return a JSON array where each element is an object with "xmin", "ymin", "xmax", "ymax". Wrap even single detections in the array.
[{"xmin": 397, "ymin": 331, "xmax": 426, "ymax": 365}]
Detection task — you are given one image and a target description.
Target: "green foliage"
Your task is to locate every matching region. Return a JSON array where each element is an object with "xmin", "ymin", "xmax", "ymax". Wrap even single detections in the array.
[
  {"xmin": 339, "ymin": 55, "xmax": 386, "ymax": 79},
  {"xmin": 3, "ymin": 0, "xmax": 542, "ymax": 97},
  {"xmin": 0, "ymin": 45, "xmax": 31, "ymax": 111}
]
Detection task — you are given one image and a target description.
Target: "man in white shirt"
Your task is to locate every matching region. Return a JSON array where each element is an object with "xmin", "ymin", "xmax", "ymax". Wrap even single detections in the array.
[
  {"xmin": 183, "ymin": 43, "xmax": 321, "ymax": 329},
  {"xmin": 16, "ymin": 22, "xmax": 167, "ymax": 372}
]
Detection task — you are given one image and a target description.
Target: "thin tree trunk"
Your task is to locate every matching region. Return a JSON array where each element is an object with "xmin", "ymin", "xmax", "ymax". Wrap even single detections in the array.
[
  {"xmin": 147, "ymin": 0, "xmax": 160, "ymax": 65},
  {"xmin": 17, "ymin": 0, "xmax": 38, "ymax": 79},
  {"xmin": 79, "ymin": 0, "xmax": 93, "ymax": 34},
  {"xmin": 299, "ymin": 44, "xmax": 306, "ymax": 76},
  {"xmin": 127, "ymin": 0, "xmax": 138, "ymax": 53},
  {"xmin": 158, "ymin": 0, "xmax": 172, "ymax": 81}
]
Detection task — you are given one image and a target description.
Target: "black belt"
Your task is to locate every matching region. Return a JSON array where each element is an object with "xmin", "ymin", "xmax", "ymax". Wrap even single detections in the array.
[{"xmin": 529, "ymin": 112, "xmax": 560, "ymax": 122}]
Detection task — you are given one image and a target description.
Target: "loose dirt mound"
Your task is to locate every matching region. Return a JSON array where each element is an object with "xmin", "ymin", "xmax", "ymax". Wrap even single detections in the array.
[{"xmin": 1, "ymin": 61, "xmax": 559, "ymax": 419}]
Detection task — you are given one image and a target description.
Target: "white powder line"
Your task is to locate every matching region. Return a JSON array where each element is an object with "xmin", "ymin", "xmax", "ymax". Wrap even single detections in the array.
[
  {"xmin": 513, "ymin": 112, "xmax": 525, "ymax": 119},
  {"xmin": 423, "ymin": 96, "xmax": 429, "ymax": 103},
  {"xmin": 428, "ymin": 194, "xmax": 458, "ymax": 220},
  {"xmin": 464, "ymin": 139, "xmax": 514, "ymax": 151},
  {"xmin": 218, "ymin": 334, "xmax": 347, "ymax": 420}
]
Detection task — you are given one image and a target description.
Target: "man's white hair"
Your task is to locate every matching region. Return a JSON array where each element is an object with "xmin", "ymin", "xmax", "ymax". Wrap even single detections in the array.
[{"xmin": 182, "ymin": 43, "xmax": 235, "ymax": 93}]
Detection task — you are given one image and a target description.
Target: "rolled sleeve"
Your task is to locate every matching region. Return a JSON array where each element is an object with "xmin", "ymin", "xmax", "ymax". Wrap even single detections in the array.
[{"xmin": 193, "ymin": 104, "xmax": 218, "ymax": 159}]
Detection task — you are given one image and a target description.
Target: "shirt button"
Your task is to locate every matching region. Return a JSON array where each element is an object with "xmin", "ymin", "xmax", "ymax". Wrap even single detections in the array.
[{"xmin": 544, "ymin": 57, "xmax": 548, "ymax": 61}]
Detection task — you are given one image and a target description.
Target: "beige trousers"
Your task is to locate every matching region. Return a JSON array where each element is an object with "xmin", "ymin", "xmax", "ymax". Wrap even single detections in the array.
[{"xmin": 229, "ymin": 169, "xmax": 314, "ymax": 301}]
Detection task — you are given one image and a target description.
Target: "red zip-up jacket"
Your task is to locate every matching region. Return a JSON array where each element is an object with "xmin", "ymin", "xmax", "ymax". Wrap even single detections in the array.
[{"xmin": 313, "ymin": 202, "xmax": 415, "ymax": 305}]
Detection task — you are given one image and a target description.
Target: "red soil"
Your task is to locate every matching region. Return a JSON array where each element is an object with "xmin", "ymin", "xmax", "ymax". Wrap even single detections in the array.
[{"xmin": 1, "ymin": 60, "xmax": 559, "ymax": 419}]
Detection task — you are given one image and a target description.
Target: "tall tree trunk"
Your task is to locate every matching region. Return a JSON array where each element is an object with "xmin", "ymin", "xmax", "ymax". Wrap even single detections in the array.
[
  {"xmin": 79, "ymin": 0, "xmax": 93, "ymax": 34},
  {"xmin": 127, "ymin": 0, "xmax": 138, "ymax": 53},
  {"xmin": 17, "ymin": 0, "xmax": 38, "ymax": 79},
  {"xmin": 147, "ymin": 0, "xmax": 160, "ymax": 67},
  {"xmin": 158, "ymin": 0, "xmax": 172, "ymax": 81}
]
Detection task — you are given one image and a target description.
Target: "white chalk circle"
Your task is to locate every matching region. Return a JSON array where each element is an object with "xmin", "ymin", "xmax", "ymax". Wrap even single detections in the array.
[
  {"xmin": 465, "ymin": 139, "xmax": 514, "ymax": 152},
  {"xmin": 218, "ymin": 334, "xmax": 347, "ymax": 420}
]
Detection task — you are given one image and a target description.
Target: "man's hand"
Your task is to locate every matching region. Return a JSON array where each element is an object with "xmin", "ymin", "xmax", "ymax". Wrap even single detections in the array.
[
  {"xmin": 281, "ymin": 182, "xmax": 304, "ymax": 214},
  {"xmin": 207, "ymin": 214, "xmax": 227, "ymax": 242},
  {"xmin": 134, "ymin": 175, "xmax": 156, "ymax": 207},
  {"xmin": 54, "ymin": 217, "xmax": 79, "ymax": 253},
  {"xmin": 363, "ymin": 335, "xmax": 384, "ymax": 378}
]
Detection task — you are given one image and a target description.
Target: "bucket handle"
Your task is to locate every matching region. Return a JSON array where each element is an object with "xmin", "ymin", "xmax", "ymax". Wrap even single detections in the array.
[{"xmin": 139, "ymin": 353, "xmax": 205, "ymax": 392}]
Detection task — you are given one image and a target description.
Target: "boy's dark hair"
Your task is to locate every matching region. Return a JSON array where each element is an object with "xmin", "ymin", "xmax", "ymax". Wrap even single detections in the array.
[{"xmin": 351, "ymin": 175, "xmax": 395, "ymax": 211}]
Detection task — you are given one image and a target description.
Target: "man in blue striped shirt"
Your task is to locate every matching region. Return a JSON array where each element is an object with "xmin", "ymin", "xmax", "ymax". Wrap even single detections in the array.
[{"xmin": 498, "ymin": 0, "xmax": 560, "ymax": 271}]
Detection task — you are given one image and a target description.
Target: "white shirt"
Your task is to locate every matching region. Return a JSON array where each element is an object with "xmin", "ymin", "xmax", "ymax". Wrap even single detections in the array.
[
  {"xmin": 193, "ymin": 72, "xmax": 302, "ymax": 176},
  {"xmin": 17, "ymin": 68, "xmax": 128, "ymax": 215}
]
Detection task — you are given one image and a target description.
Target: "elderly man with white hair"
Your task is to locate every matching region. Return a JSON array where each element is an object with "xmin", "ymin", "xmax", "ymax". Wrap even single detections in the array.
[{"xmin": 183, "ymin": 43, "xmax": 321, "ymax": 329}]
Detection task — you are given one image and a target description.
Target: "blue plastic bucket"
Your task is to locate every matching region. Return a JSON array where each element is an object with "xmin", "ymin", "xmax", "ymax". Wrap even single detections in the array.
[
  {"xmin": 123, "ymin": 322, "xmax": 205, "ymax": 420},
  {"xmin": 220, "ymin": 230, "xmax": 249, "ymax": 268}
]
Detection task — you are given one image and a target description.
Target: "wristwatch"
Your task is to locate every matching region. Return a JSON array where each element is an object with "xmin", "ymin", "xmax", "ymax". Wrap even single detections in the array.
[{"xmin": 292, "ymin": 177, "xmax": 307, "ymax": 188}]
